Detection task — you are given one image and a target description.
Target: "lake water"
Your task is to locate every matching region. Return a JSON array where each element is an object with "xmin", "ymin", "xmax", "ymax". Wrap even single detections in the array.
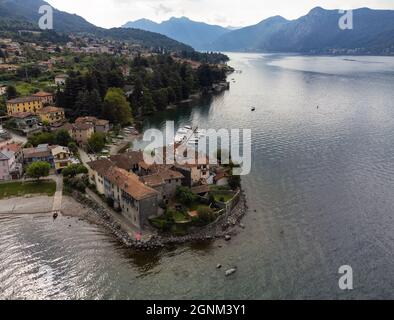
[{"xmin": 1, "ymin": 53, "xmax": 394, "ymax": 299}]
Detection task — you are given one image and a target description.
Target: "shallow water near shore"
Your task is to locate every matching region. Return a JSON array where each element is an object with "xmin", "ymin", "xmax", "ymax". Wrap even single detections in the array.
[{"xmin": 1, "ymin": 53, "xmax": 394, "ymax": 299}]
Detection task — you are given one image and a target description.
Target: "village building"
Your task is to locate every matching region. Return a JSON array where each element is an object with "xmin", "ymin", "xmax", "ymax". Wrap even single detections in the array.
[
  {"xmin": 104, "ymin": 166, "xmax": 159, "ymax": 229},
  {"xmin": 173, "ymin": 151, "xmax": 211, "ymax": 187},
  {"xmin": 0, "ymin": 64, "xmax": 19, "ymax": 73},
  {"xmin": 75, "ymin": 116, "xmax": 110, "ymax": 133},
  {"xmin": 51, "ymin": 146, "xmax": 71, "ymax": 172},
  {"xmin": 65, "ymin": 122, "xmax": 95, "ymax": 146},
  {"xmin": 109, "ymin": 151, "xmax": 145, "ymax": 174},
  {"xmin": 10, "ymin": 112, "xmax": 40, "ymax": 135},
  {"xmin": 55, "ymin": 74, "xmax": 68, "ymax": 86},
  {"xmin": 0, "ymin": 150, "xmax": 23, "ymax": 181},
  {"xmin": 87, "ymin": 158, "xmax": 112, "ymax": 195},
  {"xmin": 0, "ymin": 143, "xmax": 23, "ymax": 164},
  {"xmin": 141, "ymin": 169, "xmax": 184, "ymax": 202},
  {"xmin": 32, "ymin": 91, "xmax": 55, "ymax": 105},
  {"xmin": 23, "ymin": 144, "xmax": 55, "ymax": 167},
  {"xmin": 37, "ymin": 106, "xmax": 65, "ymax": 126},
  {"xmin": 0, "ymin": 84, "xmax": 6, "ymax": 96},
  {"xmin": 6, "ymin": 96, "xmax": 43, "ymax": 116}
]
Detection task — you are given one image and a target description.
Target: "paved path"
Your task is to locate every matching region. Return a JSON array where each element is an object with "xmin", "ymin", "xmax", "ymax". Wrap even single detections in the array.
[
  {"xmin": 9, "ymin": 131, "xmax": 27, "ymax": 144},
  {"xmin": 52, "ymin": 175, "xmax": 63, "ymax": 212},
  {"xmin": 78, "ymin": 148, "xmax": 96, "ymax": 166}
]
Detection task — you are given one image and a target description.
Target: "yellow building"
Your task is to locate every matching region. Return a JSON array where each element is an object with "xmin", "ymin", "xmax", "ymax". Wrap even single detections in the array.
[
  {"xmin": 51, "ymin": 146, "xmax": 71, "ymax": 172},
  {"xmin": 6, "ymin": 96, "xmax": 43, "ymax": 116},
  {"xmin": 37, "ymin": 106, "xmax": 65, "ymax": 125},
  {"xmin": 32, "ymin": 91, "xmax": 55, "ymax": 105}
]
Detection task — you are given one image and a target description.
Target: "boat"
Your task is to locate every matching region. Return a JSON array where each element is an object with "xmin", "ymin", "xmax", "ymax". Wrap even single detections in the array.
[
  {"xmin": 174, "ymin": 125, "xmax": 206, "ymax": 148},
  {"xmin": 251, "ymin": 107, "xmax": 256, "ymax": 111}
]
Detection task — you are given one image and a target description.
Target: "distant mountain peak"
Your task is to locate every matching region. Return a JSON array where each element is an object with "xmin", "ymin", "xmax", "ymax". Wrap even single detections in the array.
[
  {"xmin": 123, "ymin": 16, "xmax": 231, "ymax": 50},
  {"xmin": 210, "ymin": 7, "xmax": 394, "ymax": 55},
  {"xmin": 309, "ymin": 6, "xmax": 327, "ymax": 14}
]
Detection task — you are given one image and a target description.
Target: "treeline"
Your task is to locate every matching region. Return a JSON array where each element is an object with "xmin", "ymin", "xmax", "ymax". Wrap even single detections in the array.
[
  {"xmin": 56, "ymin": 54, "xmax": 227, "ymax": 121},
  {"xmin": 178, "ymin": 51, "xmax": 230, "ymax": 64}
]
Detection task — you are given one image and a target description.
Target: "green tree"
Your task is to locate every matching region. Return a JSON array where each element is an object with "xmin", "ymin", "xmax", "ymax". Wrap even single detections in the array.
[
  {"xmin": 176, "ymin": 186, "xmax": 196, "ymax": 206},
  {"xmin": 55, "ymin": 129, "xmax": 72, "ymax": 146},
  {"xmin": 228, "ymin": 174, "xmax": 241, "ymax": 190},
  {"xmin": 67, "ymin": 142, "xmax": 78, "ymax": 154},
  {"xmin": 62, "ymin": 164, "xmax": 88, "ymax": 178},
  {"xmin": 6, "ymin": 85, "xmax": 17, "ymax": 100},
  {"xmin": 28, "ymin": 132, "xmax": 56, "ymax": 146},
  {"xmin": 88, "ymin": 132, "xmax": 106, "ymax": 153},
  {"xmin": 102, "ymin": 88, "xmax": 132, "ymax": 125},
  {"xmin": 197, "ymin": 207, "xmax": 214, "ymax": 224},
  {"xmin": 26, "ymin": 162, "xmax": 51, "ymax": 181}
]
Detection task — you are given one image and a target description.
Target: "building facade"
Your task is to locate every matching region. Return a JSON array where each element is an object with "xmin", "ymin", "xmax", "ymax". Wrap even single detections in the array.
[
  {"xmin": 32, "ymin": 91, "xmax": 55, "ymax": 105},
  {"xmin": 11, "ymin": 112, "xmax": 40, "ymax": 135},
  {"xmin": 51, "ymin": 146, "xmax": 71, "ymax": 172},
  {"xmin": 6, "ymin": 97, "xmax": 43, "ymax": 116},
  {"xmin": 37, "ymin": 106, "xmax": 65, "ymax": 126}
]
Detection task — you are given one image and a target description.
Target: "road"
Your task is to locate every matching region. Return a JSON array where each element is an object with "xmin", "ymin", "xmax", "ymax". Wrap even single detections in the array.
[{"xmin": 9, "ymin": 131, "xmax": 27, "ymax": 144}]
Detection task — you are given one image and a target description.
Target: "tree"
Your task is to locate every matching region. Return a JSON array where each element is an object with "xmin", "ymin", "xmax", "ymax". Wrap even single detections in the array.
[
  {"xmin": 102, "ymin": 88, "xmax": 133, "ymax": 125},
  {"xmin": 6, "ymin": 86, "xmax": 17, "ymax": 100},
  {"xmin": 28, "ymin": 132, "xmax": 56, "ymax": 147},
  {"xmin": 88, "ymin": 132, "xmax": 106, "ymax": 153},
  {"xmin": 62, "ymin": 164, "xmax": 88, "ymax": 178},
  {"xmin": 26, "ymin": 162, "xmax": 51, "ymax": 181},
  {"xmin": 197, "ymin": 207, "xmax": 214, "ymax": 224},
  {"xmin": 228, "ymin": 174, "xmax": 241, "ymax": 190},
  {"xmin": 68, "ymin": 142, "xmax": 78, "ymax": 154},
  {"xmin": 55, "ymin": 129, "xmax": 72, "ymax": 146},
  {"xmin": 176, "ymin": 186, "xmax": 196, "ymax": 206}
]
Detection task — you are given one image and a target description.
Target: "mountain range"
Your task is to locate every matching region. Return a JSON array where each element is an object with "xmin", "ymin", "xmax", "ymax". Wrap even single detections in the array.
[
  {"xmin": 210, "ymin": 7, "xmax": 394, "ymax": 54},
  {"xmin": 0, "ymin": 0, "xmax": 194, "ymax": 52},
  {"xmin": 123, "ymin": 17, "xmax": 231, "ymax": 50},
  {"xmin": 123, "ymin": 7, "xmax": 394, "ymax": 55}
]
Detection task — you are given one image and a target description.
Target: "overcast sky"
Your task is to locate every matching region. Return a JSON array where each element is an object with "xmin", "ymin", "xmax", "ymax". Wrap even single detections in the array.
[{"xmin": 46, "ymin": 0, "xmax": 394, "ymax": 28}]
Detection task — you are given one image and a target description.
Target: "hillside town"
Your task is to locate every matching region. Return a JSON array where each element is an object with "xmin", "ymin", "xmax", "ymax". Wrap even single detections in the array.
[{"xmin": 0, "ymin": 32, "xmax": 238, "ymax": 239}]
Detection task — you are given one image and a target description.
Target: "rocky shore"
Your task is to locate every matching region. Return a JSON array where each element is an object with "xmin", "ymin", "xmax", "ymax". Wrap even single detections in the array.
[{"xmin": 70, "ymin": 190, "xmax": 248, "ymax": 251}]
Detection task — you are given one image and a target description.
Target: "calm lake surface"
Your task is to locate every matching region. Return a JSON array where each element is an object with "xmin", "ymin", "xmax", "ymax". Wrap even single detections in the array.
[{"xmin": 1, "ymin": 53, "xmax": 394, "ymax": 299}]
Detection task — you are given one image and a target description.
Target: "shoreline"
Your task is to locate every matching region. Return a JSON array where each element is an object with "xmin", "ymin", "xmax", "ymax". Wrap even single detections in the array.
[
  {"xmin": 70, "ymin": 190, "xmax": 248, "ymax": 251},
  {"xmin": 0, "ymin": 190, "xmax": 248, "ymax": 251}
]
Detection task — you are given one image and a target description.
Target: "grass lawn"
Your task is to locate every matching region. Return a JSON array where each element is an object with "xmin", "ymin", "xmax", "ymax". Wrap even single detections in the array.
[
  {"xmin": 212, "ymin": 192, "xmax": 234, "ymax": 203},
  {"xmin": 188, "ymin": 202, "xmax": 212, "ymax": 212},
  {"xmin": 0, "ymin": 180, "xmax": 56, "ymax": 200},
  {"xmin": 15, "ymin": 82, "xmax": 40, "ymax": 96},
  {"xmin": 173, "ymin": 210, "xmax": 189, "ymax": 223}
]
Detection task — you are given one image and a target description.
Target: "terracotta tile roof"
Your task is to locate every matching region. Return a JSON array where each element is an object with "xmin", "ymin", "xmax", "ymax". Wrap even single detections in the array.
[
  {"xmin": 33, "ymin": 91, "xmax": 53, "ymax": 97},
  {"xmin": 7, "ymin": 96, "xmax": 42, "ymax": 104},
  {"xmin": 105, "ymin": 167, "xmax": 158, "ymax": 201},
  {"xmin": 109, "ymin": 151, "xmax": 144, "ymax": 171},
  {"xmin": 23, "ymin": 148, "xmax": 51, "ymax": 159},
  {"xmin": 141, "ymin": 169, "xmax": 184, "ymax": 188},
  {"xmin": 72, "ymin": 122, "xmax": 94, "ymax": 131},
  {"xmin": 87, "ymin": 159, "xmax": 113, "ymax": 176},
  {"xmin": 0, "ymin": 143, "xmax": 22, "ymax": 153},
  {"xmin": 38, "ymin": 106, "xmax": 64, "ymax": 113},
  {"xmin": 141, "ymin": 174, "xmax": 165, "ymax": 188},
  {"xmin": 75, "ymin": 116, "xmax": 97, "ymax": 124}
]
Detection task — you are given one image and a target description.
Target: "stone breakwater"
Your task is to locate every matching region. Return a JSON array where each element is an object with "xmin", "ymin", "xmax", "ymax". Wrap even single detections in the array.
[{"xmin": 72, "ymin": 191, "xmax": 248, "ymax": 251}]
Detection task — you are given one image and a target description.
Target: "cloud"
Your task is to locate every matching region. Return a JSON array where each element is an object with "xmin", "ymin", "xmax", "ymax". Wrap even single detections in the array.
[
  {"xmin": 153, "ymin": 4, "xmax": 174, "ymax": 16},
  {"xmin": 46, "ymin": 0, "xmax": 394, "ymax": 28}
]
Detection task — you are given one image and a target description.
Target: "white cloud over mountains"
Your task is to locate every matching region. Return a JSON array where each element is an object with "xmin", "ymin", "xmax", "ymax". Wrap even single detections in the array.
[{"xmin": 46, "ymin": 0, "xmax": 394, "ymax": 28}]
